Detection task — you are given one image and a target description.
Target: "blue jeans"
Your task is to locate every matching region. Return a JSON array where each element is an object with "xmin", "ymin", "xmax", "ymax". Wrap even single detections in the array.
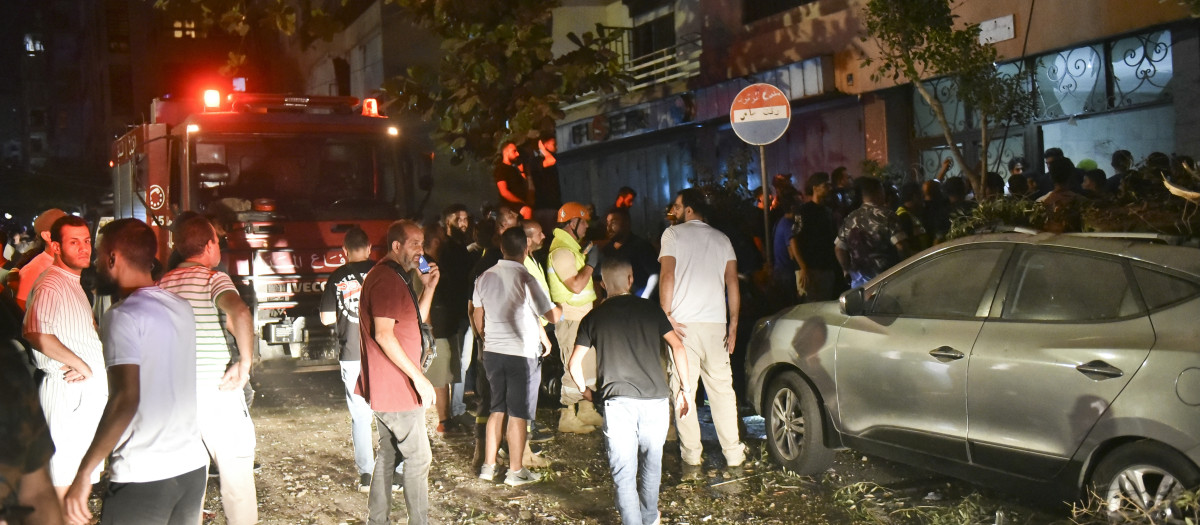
[
  {"xmin": 602, "ymin": 397, "xmax": 669, "ymax": 525},
  {"xmin": 341, "ymin": 360, "xmax": 374, "ymax": 475}
]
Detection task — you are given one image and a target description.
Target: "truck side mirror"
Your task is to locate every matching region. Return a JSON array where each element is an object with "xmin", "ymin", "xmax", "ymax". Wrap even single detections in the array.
[{"xmin": 840, "ymin": 288, "xmax": 865, "ymax": 316}]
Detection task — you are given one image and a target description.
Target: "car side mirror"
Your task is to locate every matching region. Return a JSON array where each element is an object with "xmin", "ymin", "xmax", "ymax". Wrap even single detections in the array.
[{"xmin": 840, "ymin": 288, "xmax": 865, "ymax": 316}]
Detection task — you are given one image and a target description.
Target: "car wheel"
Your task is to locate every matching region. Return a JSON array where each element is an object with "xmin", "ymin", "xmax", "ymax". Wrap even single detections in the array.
[
  {"xmin": 763, "ymin": 371, "xmax": 832, "ymax": 475},
  {"xmin": 1091, "ymin": 441, "xmax": 1200, "ymax": 524}
]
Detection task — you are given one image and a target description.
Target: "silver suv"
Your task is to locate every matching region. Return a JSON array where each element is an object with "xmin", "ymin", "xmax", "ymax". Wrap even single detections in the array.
[{"xmin": 746, "ymin": 232, "xmax": 1200, "ymax": 519}]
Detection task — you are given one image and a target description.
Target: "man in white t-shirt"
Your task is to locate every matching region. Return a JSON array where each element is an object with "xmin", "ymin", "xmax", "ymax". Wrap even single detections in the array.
[
  {"xmin": 472, "ymin": 227, "xmax": 561, "ymax": 486},
  {"xmin": 659, "ymin": 188, "xmax": 746, "ymax": 477},
  {"xmin": 22, "ymin": 214, "xmax": 109, "ymax": 500},
  {"xmin": 158, "ymin": 215, "xmax": 258, "ymax": 525},
  {"xmin": 64, "ymin": 218, "xmax": 208, "ymax": 525}
]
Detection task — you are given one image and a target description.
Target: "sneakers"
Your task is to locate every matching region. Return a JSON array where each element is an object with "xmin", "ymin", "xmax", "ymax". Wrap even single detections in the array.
[
  {"xmin": 479, "ymin": 463, "xmax": 497, "ymax": 481},
  {"xmin": 504, "ymin": 468, "xmax": 542, "ymax": 486}
]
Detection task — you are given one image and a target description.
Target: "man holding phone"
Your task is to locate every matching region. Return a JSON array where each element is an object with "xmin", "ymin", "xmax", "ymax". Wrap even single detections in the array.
[{"xmin": 356, "ymin": 220, "xmax": 438, "ymax": 525}]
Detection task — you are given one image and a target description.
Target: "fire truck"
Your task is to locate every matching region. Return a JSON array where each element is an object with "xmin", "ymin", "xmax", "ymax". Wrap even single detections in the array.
[{"xmin": 108, "ymin": 90, "xmax": 426, "ymax": 360}]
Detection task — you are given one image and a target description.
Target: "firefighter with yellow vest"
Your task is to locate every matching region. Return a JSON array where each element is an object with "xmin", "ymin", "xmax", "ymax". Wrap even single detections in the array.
[{"xmin": 547, "ymin": 202, "xmax": 604, "ymax": 433}]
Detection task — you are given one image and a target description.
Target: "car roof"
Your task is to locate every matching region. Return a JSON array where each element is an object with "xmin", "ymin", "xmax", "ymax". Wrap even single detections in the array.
[{"xmin": 943, "ymin": 232, "xmax": 1200, "ymax": 279}]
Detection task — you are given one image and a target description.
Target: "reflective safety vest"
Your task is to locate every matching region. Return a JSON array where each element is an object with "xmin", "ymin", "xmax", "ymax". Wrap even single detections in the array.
[{"xmin": 546, "ymin": 228, "xmax": 597, "ymax": 307}]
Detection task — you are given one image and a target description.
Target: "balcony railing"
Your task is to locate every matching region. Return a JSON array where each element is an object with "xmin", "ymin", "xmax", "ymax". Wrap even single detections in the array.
[{"xmin": 562, "ymin": 28, "xmax": 701, "ymax": 110}]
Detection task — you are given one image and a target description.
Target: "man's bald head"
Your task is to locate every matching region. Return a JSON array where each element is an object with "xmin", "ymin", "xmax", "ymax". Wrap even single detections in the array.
[{"xmin": 600, "ymin": 256, "xmax": 633, "ymax": 296}]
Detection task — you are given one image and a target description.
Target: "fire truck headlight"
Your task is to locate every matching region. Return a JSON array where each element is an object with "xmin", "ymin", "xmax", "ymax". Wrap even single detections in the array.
[
  {"xmin": 387, "ymin": 126, "xmax": 400, "ymax": 137},
  {"xmin": 186, "ymin": 124, "xmax": 200, "ymax": 134}
]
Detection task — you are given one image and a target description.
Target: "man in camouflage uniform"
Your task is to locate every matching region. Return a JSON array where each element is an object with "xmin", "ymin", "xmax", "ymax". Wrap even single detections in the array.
[{"xmin": 835, "ymin": 177, "xmax": 909, "ymax": 288}]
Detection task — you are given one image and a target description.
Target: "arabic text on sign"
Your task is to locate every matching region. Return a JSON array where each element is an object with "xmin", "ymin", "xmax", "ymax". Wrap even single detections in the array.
[{"xmin": 732, "ymin": 106, "xmax": 790, "ymax": 123}]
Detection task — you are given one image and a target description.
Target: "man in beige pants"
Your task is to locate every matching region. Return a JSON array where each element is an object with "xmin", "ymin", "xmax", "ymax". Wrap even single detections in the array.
[
  {"xmin": 659, "ymin": 188, "xmax": 746, "ymax": 479},
  {"xmin": 546, "ymin": 202, "xmax": 604, "ymax": 433}
]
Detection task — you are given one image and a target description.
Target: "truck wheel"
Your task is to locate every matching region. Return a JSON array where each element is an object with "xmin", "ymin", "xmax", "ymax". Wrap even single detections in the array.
[
  {"xmin": 763, "ymin": 371, "xmax": 832, "ymax": 475},
  {"xmin": 1090, "ymin": 441, "xmax": 1200, "ymax": 523}
]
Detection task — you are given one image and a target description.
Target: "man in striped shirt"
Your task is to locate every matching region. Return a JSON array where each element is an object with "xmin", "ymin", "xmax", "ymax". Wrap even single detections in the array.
[
  {"xmin": 23, "ymin": 214, "xmax": 108, "ymax": 502},
  {"xmin": 158, "ymin": 215, "xmax": 258, "ymax": 525}
]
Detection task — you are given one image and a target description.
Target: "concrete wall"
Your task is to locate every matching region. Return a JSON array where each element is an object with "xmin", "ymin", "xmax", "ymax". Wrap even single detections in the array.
[{"xmin": 552, "ymin": 2, "xmax": 632, "ymax": 58}]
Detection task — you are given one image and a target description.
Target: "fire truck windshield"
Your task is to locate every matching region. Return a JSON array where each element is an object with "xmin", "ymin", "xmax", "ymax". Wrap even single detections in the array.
[{"xmin": 191, "ymin": 134, "xmax": 400, "ymax": 220}]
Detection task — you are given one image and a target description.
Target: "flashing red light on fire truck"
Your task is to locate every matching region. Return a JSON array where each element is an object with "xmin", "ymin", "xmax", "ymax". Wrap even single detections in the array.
[
  {"xmin": 203, "ymin": 89, "xmax": 221, "ymax": 110},
  {"xmin": 362, "ymin": 98, "xmax": 380, "ymax": 117}
]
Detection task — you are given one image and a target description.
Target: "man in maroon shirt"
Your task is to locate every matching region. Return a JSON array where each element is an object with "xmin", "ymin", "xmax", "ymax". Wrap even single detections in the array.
[{"xmin": 356, "ymin": 219, "xmax": 439, "ymax": 525}]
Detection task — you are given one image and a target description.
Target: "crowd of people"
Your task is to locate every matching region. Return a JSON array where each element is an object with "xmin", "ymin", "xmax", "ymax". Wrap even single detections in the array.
[
  {"xmin": 2, "ymin": 141, "xmax": 1189, "ymax": 525},
  {"xmin": 761, "ymin": 146, "xmax": 1197, "ymax": 308},
  {"xmin": 2, "ymin": 210, "xmax": 258, "ymax": 525}
]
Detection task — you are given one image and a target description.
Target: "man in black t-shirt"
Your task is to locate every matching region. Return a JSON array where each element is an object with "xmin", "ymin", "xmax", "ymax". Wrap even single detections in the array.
[
  {"xmin": 494, "ymin": 142, "xmax": 532, "ymax": 219},
  {"xmin": 319, "ymin": 226, "xmax": 379, "ymax": 492},
  {"xmin": 568, "ymin": 257, "xmax": 690, "ymax": 525},
  {"xmin": 598, "ymin": 208, "xmax": 658, "ymax": 298},
  {"xmin": 791, "ymin": 173, "xmax": 844, "ymax": 302},
  {"xmin": 524, "ymin": 135, "xmax": 562, "ymax": 229}
]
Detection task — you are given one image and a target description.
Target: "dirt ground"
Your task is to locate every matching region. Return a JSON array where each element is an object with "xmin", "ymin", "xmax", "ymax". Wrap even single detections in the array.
[{"xmin": 186, "ymin": 361, "xmax": 1074, "ymax": 525}]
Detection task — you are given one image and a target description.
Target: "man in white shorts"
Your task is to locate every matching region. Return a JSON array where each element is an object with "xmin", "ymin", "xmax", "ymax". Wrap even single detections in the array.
[
  {"xmin": 64, "ymin": 218, "xmax": 209, "ymax": 524},
  {"xmin": 158, "ymin": 214, "xmax": 258, "ymax": 524},
  {"xmin": 23, "ymin": 214, "xmax": 108, "ymax": 501}
]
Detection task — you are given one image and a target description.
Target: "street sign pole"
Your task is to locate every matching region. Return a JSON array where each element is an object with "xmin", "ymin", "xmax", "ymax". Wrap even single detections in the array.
[
  {"xmin": 759, "ymin": 144, "xmax": 770, "ymax": 265},
  {"xmin": 730, "ymin": 83, "xmax": 791, "ymax": 274}
]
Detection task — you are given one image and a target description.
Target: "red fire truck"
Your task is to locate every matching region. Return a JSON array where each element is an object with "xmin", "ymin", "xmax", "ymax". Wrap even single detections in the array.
[{"xmin": 109, "ymin": 90, "xmax": 426, "ymax": 360}]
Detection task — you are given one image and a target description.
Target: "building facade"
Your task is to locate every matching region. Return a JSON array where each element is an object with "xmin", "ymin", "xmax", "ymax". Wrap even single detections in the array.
[{"xmin": 549, "ymin": 0, "xmax": 1198, "ymax": 237}]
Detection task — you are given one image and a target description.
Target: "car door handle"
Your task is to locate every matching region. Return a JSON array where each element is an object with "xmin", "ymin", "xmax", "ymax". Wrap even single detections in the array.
[
  {"xmin": 1076, "ymin": 360, "xmax": 1124, "ymax": 380},
  {"xmin": 929, "ymin": 346, "xmax": 964, "ymax": 361}
]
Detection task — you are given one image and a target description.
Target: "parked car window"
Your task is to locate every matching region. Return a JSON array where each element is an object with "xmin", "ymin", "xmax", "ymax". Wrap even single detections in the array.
[
  {"xmin": 871, "ymin": 247, "xmax": 1004, "ymax": 318},
  {"xmin": 1005, "ymin": 249, "xmax": 1139, "ymax": 321},
  {"xmin": 1133, "ymin": 266, "xmax": 1200, "ymax": 310}
]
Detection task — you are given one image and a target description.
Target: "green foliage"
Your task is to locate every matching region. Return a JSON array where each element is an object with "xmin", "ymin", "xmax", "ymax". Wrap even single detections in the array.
[
  {"xmin": 148, "ymin": 0, "xmax": 340, "ymax": 39},
  {"xmin": 862, "ymin": 0, "xmax": 1033, "ymax": 189},
  {"xmin": 860, "ymin": 159, "xmax": 911, "ymax": 187},
  {"xmin": 834, "ymin": 481, "xmax": 1042, "ymax": 525},
  {"xmin": 147, "ymin": 0, "xmax": 347, "ymax": 74},
  {"xmin": 1069, "ymin": 486, "xmax": 1200, "ymax": 523},
  {"xmin": 145, "ymin": 1, "xmax": 629, "ymax": 163},
  {"xmin": 692, "ymin": 145, "xmax": 755, "ymax": 191},
  {"xmin": 946, "ymin": 197, "xmax": 1047, "ymax": 240},
  {"xmin": 381, "ymin": 0, "xmax": 630, "ymax": 164}
]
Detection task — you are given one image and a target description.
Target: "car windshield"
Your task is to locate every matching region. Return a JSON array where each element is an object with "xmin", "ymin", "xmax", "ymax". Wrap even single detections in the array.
[{"xmin": 190, "ymin": 134, "xmax": 399, "ymax": 220}]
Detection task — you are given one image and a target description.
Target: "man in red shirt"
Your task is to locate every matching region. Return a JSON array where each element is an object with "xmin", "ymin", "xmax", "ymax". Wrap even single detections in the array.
[{"xmin": 356, "ymin": 219, "xmax": 439, "ymax": 525}]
